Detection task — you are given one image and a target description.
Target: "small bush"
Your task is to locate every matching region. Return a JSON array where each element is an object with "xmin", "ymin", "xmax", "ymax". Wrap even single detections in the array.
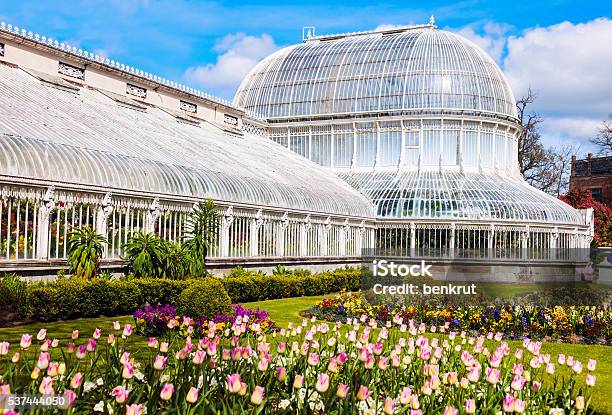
[
  {"xmin": 0, "ymin": 273, "xmax": 26, "ymax": 310},
  {"xmin": 177, "ymin": 278, "xmax": 232, "ymax": 318}
]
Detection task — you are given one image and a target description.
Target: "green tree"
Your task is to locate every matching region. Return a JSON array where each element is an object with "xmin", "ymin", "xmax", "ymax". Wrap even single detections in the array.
[
  {"xmin": 183, "ymin": 200, "xmax": 219, "ymax": 278},
  {"xmin": 67, "ymin": 226, "xmax": 107, "ymax": 279},
  {"xmin": 122, "ymin": 231, "xmax": 164, "ymax": 278}
]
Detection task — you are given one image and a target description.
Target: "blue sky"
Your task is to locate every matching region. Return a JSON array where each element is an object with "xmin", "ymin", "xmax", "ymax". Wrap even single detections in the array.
[{"xmin": 1, "ymin": 0, "xmax": 611, "ymax": 151}]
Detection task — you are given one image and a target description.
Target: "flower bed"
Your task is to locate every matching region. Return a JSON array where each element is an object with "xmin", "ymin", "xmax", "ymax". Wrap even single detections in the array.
[
  {"xmin": 310, "ymin": 291, "xmax": 612, "ymax": 344},
  {"xmin": 0, "ymin": 314, "xmax": 599, "ymax": 414},
  {"xmin": 134, "ymin": 304, "xmax": 279, "ymax": 338}
]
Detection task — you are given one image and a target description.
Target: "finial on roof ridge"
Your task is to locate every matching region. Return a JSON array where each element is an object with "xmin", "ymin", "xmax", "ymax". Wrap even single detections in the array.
[{"xmin": 429, "ymin": 15, "xmax": 436, "ymax": 27}]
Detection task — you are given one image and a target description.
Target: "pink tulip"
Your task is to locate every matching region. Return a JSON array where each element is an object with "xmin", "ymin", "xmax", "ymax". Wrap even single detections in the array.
[
  {"xmin": 11, "ymin": 352, "xmax": 20, "ymax": 363},
  {"xmin": 60, "ymin": 389, "xmax": 76, "ymax": 409},
  {"xmin": 192, "ymin": 350, "xmax": 206, "ymax": 365},
  {"xmin": 307, "ymin": 352, "xmax": 320, "ymax": 366},
  {"xmin": 47, "ymin": 362, "xmax": 59, "ymax": 377},
  {"xmin": 503, "ymin": 395, "xmax": 515, "ymax": 412},
  {"xmin": 532, "ymin": 381, "xmax": 542, "ymax": 391},
  {"xmin": 122, "ymin": 362, "xmax": 134, "ymax": 379},
  {"xmin": 71, "ymin": 330, "xmax": 79, "ymax": 340},
  {"xmin": 575, "ymin": 396, "xmax": 585, "ymax": 411},
  {"xmin": 383, "ymin": 397, "xmax": 395, "ymax": 415},
  {"xmin": 122, "ymin": 324, "xmax": 133, "ymax": 337},
  {"xmin": 120, "ymin": 352, "xmax": 131, "ymax": 365},
  {"xmin": 160, "ymin": 342, "xmax": 169, "ymax": 353},
  {"xmin": 154, "ymin": 355, "xmax": 167, "ymax": 371},
  {"xmin": 0, "ymin": 342, "xmax": 9, "ymax": 356},
  {"xmin": 485, "ymin": 367, "xmax": 500, "ymax": 385},
  {"xmin": 557, "ymin": 354, "xmax": 566, "ymax": 365},
  {"xmin": 514, "ymin": 399, "xmax": 525, "ymax": 413},
  {"xmin": 113, "ymin": 321, "xmax": 121, "ymax": 330},
  {"xmin": 588, "ymin": 359, "xmax": 596, "ymax": 371},
  {"xmin": 356, "ymin": 385, "xmax": 372, "ymax": 401},
  {"xmin": 20, "ymin": 334, "xmax": 32, "ymax": 349},
  {"xmin": 572, "ymin": 361, "xmax": 583, "ymax": 374},
  {"xmin": 465, "ymin": 399, "xmax": 476, "ymax": 414},
  {"xmin": 112, "ymin": 385, "xmax": 129, "ymax": 404},
  {"xmin": 37, "ymin": 329, "xmax": 47, "ymax": 341},
  {"xmin": 39, "ymin": 376, "xmax": 54, "ymax": 395},
  {"xmin": 250, "ymin": 386, "xmax": 265, "ymax": 405},
  {"xmin": 37, "ymin": 352, "xmax": 50, "ymax": 370},
  {"xmin": 226, "ymin": 373, "xmax": 242, "ymax": 394},
  {"xmin": 315, "ymin": 373, "xmax": 330, "ymax": 393},
  {"xmin": 0, "ymin": 384, "xmax": 10, "ymax": 395},
  {"xmin": 443, "ymin": 407, "xmax": 458, "ymax": 415},
  {"xmin": 93, "ymin": 328, "xmax": 101, "ymax": 339},
  {"xmin": 126, "ymin": 404, "xmax": 143, "ymax": 415},
  {"xmin": 160, "ymin": 383, "xmax": 174, "ymax": 401},
  {"xmin": 467, "ymin": 366, "xmax": 480, "ymax": 383},
  {"xmin": 400, "ymin": 387, "xmax": 412, "ymax": 405},
  {"xmin": 257, "ymin": 357, "xmax": 269, "ymax": 371},
  {"xmin": 148, "ymin": 338, "xmax": 159, "ymax": 348},
  {"xmin": 336, "ymin": 383, "xmax": 349, "ymax": 399},
  {"xmin": 586, "ymin": 374, "xmax": 596, "ymax": 387},
  {"xmin": 75, "ymin": 345, "xmax": 87, "ymax": 360},
  {"xmin": 511, "ymin": 374, "xmax": 526, "ymax": 391},
  {"xmin": 86, "ymin": 339, "xmax": 97, "ymax": 352},
  {"xmin": 186, "ymin": 387, "xmax": 199, "ymax": 403},
  {"xmin": 276, "ymin": 367, "xmax": 287, "ymax": 382},
  {"xmin": 70, "ymin": 373, "xmax": 84, "ymax": 389}
]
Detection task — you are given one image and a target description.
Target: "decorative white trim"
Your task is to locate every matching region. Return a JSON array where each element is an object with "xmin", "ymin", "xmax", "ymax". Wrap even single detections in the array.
[
  {"xmin": 126, "ymin": 83, "xmax": 147, "ymax": 99},
  {"xmin": 58, "ymin": 61, "xmax": 84, "ymax": 80}
]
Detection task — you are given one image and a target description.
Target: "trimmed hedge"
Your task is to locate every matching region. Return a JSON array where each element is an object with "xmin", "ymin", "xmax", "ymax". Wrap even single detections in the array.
[
  {"xmin": 222, "ymin": 267, "xmax": 362, "ymax": 303},
  {"xmin": 177, "ymin": 279, "xmax": 232, "ymax": 318},
  {"xmin": 10, "ymin": 267, "xmax": 363, "ymax": 322}
]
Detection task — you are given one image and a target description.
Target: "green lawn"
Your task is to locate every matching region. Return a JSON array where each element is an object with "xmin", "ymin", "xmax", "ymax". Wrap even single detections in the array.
[{"xmin": 0, "ymin": 295, "xmax": 610, "ymax": 413}]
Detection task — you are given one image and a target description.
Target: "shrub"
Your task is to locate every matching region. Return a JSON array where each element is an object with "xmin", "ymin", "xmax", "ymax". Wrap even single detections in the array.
[
  {"xmin": 0, "ymin": 273, "xmax": 26, "ymax": 311},
  {"xmin": 16, "ymin": 267, "xmax": 363, "ymax": 322},
  {"xmin": 122, "ymin": 231, "xmax": 164, "ymax": 278},
  {"xmin": 177, "ymin": 278, "xmax": 232, "ymax": 318}
]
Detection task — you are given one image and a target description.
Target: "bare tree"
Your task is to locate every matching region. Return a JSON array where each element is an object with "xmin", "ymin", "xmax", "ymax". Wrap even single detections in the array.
[
  {"xmin": 515, "ymin": 90, "xmax": 578, "ymax": 195},
  {"xmin": 590, "ymin": 121, "xmax": 612, "ymax": 155}
]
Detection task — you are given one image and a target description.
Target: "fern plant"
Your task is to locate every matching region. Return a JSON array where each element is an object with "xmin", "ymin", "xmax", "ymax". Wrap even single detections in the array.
[{"xmin": 67, "ymin": 226, "xmax": 107, "ymax": 279}]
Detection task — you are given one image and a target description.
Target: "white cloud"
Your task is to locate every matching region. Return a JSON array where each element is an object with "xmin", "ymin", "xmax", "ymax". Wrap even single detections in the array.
[
  {"xmin": 454, "ymin": 22, "xmax": 512, "ymax": 64},
  {"xmin": 539, "ymin": 116, "xmax": 602, "ymax": 148},
  {"xmin": 503, "ymin": 18, "xmax": 612, "ymax": 119},
  {"xmin": 183, "ymin": 33, "xmax": 278, "ymax": 99}
]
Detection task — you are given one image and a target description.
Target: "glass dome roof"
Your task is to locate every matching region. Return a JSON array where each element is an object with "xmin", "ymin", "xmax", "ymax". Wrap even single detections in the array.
[{"xmin": 235, "ymin": 26, "xmax": 517, "ymax": 120}]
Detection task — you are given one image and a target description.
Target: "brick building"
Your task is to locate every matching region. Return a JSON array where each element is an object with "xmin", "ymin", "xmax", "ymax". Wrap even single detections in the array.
[{"xmin": 570, "ymin": 154, "xmax": 612, "ymax": 207}]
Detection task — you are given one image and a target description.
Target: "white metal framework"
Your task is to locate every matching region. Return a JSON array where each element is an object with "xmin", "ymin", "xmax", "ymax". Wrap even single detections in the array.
[{"xmin": 235, "ymin": 24, "xmax": 594, "ymax": 259}]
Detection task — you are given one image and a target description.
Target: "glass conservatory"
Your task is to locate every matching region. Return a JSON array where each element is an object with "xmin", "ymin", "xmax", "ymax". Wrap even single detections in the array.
[
  {"xmin": 0, "ymin": 23, "xmax": 375, "ymax": 270},
  {"xmin": 235, "ymin": 22, "xmax": 594, "ymax": 263}
]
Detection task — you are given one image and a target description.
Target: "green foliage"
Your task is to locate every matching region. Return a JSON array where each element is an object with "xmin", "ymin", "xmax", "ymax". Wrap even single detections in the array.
[
  {"xmin": 22, "ymin": 278, "xmax": 189, "ymax": 322},
  {"xmin": 122, "ymin": 231, "xmax": 164, "ymax": 278},
  {"xmin": 177, "ymin": 278, "xmax": 232, "ymax": 318},
  {"xmin": 67, "ymin": 226, "xmax": 107, "ymax": 279},
  {"xmin": 0, "ymin": 273, "xmax": 26, "ymax": 310},
  {"xmin": 183, "ymin": 200, "xmax": 219, "ymax": 278},
  {"xmin": 221, "ymin": 266, "xmax": 362, "ymax": 303},
  {"xmin": 15, "ymin": 267, "xmax": 362, "ymax": 322},
  {"xmin": 272, "ymin": 264, "xmax": 290, "ymax": 275},
  {"xmin": 159, "ymin": 240, "xmax": 188, "ymax": 280}
]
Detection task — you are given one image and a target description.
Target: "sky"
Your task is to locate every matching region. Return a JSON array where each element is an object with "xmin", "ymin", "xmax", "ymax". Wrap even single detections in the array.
[{"xmin": 0, "ymin": 0, "xmax": 610, "ymax": 152}]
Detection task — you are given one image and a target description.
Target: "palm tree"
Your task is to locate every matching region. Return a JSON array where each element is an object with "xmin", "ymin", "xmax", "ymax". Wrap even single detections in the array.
[
  {"xmin": 183, "ymin": 200, "xmax": 219, "ymax": 277},
  {"xmin": 122, "ymin": 231, "xmax": 164, "ymax": 278},
  {"xmin": 67, "ymin": 226, "xmax": 107, "ymax": 279}
]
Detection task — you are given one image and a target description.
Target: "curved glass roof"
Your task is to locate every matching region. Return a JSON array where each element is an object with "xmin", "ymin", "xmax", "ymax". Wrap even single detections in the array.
[
  {"xmin": 235, "ymin": 27, "xmax": 517, "ymax": 120},
  {"xmin": 0, "ymin": 64, "xmax": 374, "ymax": 218},
  {"xmin": 338, "ymin": 170, "xmax": 584, "ymax": 226}
]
